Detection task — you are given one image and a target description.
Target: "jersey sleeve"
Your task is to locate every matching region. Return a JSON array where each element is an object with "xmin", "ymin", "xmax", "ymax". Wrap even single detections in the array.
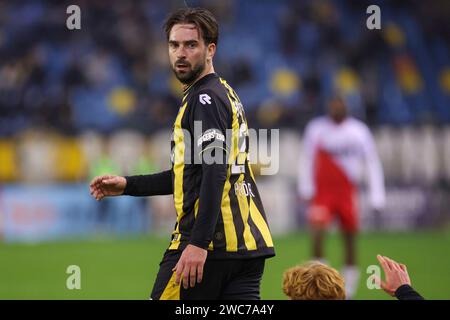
[
  {"xmin": 361, "ymin": 125, "xmax": 386, "ymax": 210},
  {"xmin": 395, "ymin": 284, "xmax": 425, "ymax": 300},
  {"xmin": 123, "ymin": 170, "xmax": 173, "ymax": 196},
  {"xmin": 188, "ymin": 90, "xmax": 229, "ymax": 249},
  {"xmin": 298, "ymin": 121, "xmax": 318, "ymax": 200}
]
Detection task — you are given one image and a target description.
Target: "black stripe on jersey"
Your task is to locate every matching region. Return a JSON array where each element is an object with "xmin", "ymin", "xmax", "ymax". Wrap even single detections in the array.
[
  {"xmin": 246, "ymin": 163, "xmax": 272, "ymax": 248},
  {"xmin": 246, "ymin": 193, "xmax": 265, "ymax": 250},
  {"xmin": 227, "ymin": 173, "xmax": 246, "ymax": 252},
  {"xmin": 180, "ymin": 166, "xmax": 201, "ymax": 241},
  {"xmin": 211, "ymin": 214, "xmax": 226, "ymax": 250}
]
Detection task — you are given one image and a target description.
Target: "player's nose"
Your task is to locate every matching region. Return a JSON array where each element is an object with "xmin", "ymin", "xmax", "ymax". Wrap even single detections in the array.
[{"xmin": 175, "ymin": 46, "xmax": 187, "ymax": 59}]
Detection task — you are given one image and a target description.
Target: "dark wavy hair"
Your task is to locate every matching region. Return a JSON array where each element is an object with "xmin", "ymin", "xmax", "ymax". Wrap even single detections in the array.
[{"xmin": 164, "ymin": 7, "xmax": 219, "ymax": 45}]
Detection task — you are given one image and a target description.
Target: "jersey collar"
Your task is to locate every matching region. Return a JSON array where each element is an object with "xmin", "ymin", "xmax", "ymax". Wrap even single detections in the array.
[{"xmin": 182, "ymin": 73, "xmax": 218, "ymax": 98}]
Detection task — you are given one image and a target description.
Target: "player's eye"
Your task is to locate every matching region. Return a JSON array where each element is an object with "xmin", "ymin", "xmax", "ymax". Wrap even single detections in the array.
[{"xmin": 188, "ymin": 42, "xmax": 197, "ymax": 49}]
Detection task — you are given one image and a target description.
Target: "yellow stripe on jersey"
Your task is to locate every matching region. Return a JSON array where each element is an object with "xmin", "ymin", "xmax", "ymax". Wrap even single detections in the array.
[
  {"xmin": 216, "ymin": 86, "xmax": 241, "ymax": 252},
  {"xmin": 220, "ymin": 78, "xmax": 251, "ymax": 135},
  {"xmin": 220, "ymin": 171, "xmax": 238, "ymax": 252},
  {"xmin": 249, "ymin": 198, "xmax": 274, "ymax": 247},
  {"xmin": 223, "ymin": 94, "xmax": 240, "ymax": 163},
  {"xmin": 220, "ymin": 80, "xmax": 255, "ymax": 252},
  {"xmin": 247, "ymin": 163, "xmax": 273, "ymax": 247},
  {"xmin": 182, "ymin": 83, "xmax": 195, "ymax": 102},
  {"xmin": 235, "ymin": 173, "xmax": 257, "ymax": 251},
  {"xmin": 160, "ymin": 272, "xmax": 181, "ymax": 300},
  {"xmin": 169, "ymin": 102, "xmax": 188, "ymax": 250},
  {"xmin": 225, "ymin": 78, "xmax": 258, "ymax": 251},
  {"xmin": 220, "ymin": 78, "xmax": 239, "ymax": 102},
  {"xmin": 192, "ymin": 198, "xmax": 198, "ymax": 218}
]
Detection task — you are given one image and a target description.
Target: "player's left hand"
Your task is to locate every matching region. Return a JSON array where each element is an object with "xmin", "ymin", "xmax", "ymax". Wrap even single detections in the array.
[{"xmin": 173, "ymin": 244, "xmax": 207, "ymax": 289}]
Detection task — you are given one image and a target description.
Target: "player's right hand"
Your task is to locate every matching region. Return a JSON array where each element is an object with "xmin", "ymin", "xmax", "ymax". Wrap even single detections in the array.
[
  {"xmin": 89, "ymin": 175, "xmax": 126, "ymax": 201},
  {"xmin": 376, "ymin": 255, "xmax": 411, "ymax": 296}
]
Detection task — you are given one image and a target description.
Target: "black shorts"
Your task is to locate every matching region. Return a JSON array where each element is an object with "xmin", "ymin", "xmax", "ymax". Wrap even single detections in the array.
[{"xmin": 150, "ymin": 250, "xmax": 266, "ymax": 300}]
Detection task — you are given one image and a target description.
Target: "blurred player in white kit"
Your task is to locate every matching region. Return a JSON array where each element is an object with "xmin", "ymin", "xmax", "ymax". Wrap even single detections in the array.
[{"xmin": 298, "ymin": 94, "xmax": 386, "ymax": 299}]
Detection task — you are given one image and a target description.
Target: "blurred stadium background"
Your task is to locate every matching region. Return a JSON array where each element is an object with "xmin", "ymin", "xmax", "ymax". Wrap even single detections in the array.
[{"xmin": 0, "ymin": 0, "xmax": 449, "ymax": 299}]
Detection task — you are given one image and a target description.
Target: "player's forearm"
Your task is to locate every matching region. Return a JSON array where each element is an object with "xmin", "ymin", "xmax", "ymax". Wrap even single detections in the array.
[
  {"xmin": 189, "ymin": 163, "xmax": 227, "ymax": 249},
  {"xmin": 123, "ymin": 170, "xmax": 173, "ymax": 196}
]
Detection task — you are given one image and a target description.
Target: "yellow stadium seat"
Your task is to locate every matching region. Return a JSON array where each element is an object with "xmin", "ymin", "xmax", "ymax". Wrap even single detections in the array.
[
  {"xmin": 440, "ymin": 67, "xmax": 450, "ymax": 94},
  {"xmin": 108, "ymin": 87, "xmax": 136, "ymax": 115},
  {"xmin": 53, "ymin": 137, "xmax": 88, "ymax": 182},
  {"xmin": 0, "ymin": 140, "xmax": 18, "ymax": 182},
  {"xmin": 334, "ymin": 67, "xmax": 360, "ymax": 95},
  {"xmin": 383, "ymin": 23, "xmax": 406, "ymax": 48},
  {"xmin": 270, "ymin": 69, "xmax": 301, "ymax": 97}
]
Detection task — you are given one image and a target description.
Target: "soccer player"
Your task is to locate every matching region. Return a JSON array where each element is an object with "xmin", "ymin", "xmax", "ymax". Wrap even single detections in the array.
[
  {"xmin": 298, "ymin": 94, "xmax": 386, "ymax": 299},
  {"xmin": 89, "ymin": 8, "xmax": 275, "ymax": 300}
]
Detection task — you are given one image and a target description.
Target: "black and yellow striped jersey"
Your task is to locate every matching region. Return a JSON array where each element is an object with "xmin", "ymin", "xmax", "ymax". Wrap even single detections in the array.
[{"xmin": 168, "ymin": 73, "xmax": 275, "ymax": 259}]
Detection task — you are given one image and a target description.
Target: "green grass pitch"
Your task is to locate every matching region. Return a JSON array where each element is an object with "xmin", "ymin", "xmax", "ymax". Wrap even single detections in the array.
[{"xmin": 1, "ymin": 230, "xmax": 449, "ymax": 299}]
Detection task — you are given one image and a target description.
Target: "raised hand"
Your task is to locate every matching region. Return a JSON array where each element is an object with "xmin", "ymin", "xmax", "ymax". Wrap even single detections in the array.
[{"xmin": 376, "ymin": 255, "xmax": 411, "ymax": 296}]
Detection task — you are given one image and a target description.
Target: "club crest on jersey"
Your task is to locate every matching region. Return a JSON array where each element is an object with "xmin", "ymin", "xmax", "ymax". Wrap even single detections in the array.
[{"xmin": 199, "ymin": 93, "xmax": 211, "ymax": 105}]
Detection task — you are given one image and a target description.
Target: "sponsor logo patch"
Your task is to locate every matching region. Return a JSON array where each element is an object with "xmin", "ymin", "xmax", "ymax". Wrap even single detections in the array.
[
  {"xmin": 197, "ymin": 129, "xmax": 225, "ymax": 146},
  {"xmin": 199, "ymin": 94, "xmax": 211, "ymax": 105}
]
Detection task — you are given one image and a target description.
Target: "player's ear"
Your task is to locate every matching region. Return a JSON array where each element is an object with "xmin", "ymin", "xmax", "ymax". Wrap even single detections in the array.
[{"xmin": 207, "ymin": 43, "xmax": 216, "ymax": 61}]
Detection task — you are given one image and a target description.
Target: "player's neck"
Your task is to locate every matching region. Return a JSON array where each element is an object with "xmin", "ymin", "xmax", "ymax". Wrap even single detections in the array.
[
  {"xmin": 182, "ymin": 64, "xmax": 215, "ymax": 91},
  {"xmin": 330, "ymin": 114, "xmax": 347, "ymax": 124},
  {"xmin": 333, "ymin": 118, "xmax": 346, "ymax": 124}
]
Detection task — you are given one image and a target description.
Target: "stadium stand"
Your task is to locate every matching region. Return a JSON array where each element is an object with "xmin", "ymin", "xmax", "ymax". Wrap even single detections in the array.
[{"xmin": 0, "ymin": 0, "xmax": 448, "ymax": 236}]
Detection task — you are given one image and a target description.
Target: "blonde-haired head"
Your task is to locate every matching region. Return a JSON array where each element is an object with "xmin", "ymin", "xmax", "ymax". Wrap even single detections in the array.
[{"xmin": 282, "ymin": 261, "xmax": 346, "ymax": 300}]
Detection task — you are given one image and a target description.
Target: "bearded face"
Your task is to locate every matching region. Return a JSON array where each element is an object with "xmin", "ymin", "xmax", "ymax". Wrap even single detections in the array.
[{"xmin": 168, "ymin": 24, "xmax": 209, "ymax": 85}]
